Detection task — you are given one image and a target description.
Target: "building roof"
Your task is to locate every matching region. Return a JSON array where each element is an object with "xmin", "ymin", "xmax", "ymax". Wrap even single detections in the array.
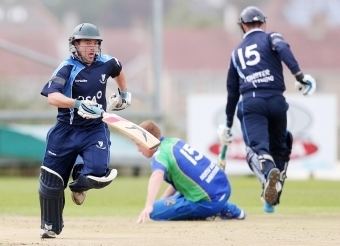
[
  {"xmin": 1, "ymin": 0, "xmax": 339, "ymax": 77},
  {"xmin": 164, "ymin": 28, "xmax": 238, "ymax": 72},
  {"xmin": 0, "ymin": 0, "xmax": 61, "ymax": 76}
]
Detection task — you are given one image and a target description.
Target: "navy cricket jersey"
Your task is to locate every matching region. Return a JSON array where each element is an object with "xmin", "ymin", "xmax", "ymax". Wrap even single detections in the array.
[
  {"xmin": 41, "ymin": 54, "xmax": 122, "ymax": 127},
  {"xmin": 225, "ymin": 28, "xmax": 301, "ymax": 127}
]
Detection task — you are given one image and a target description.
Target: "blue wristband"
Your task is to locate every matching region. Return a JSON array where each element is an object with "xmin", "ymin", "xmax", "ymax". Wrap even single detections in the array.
[{"xmin": 74, "ymin": 99, "xmax": 81, "ymax": 109}]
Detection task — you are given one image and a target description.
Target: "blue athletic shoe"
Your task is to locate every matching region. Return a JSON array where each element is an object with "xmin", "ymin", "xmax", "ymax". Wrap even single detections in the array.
[
  {"xmin": 263, "ymin": 202, "xmax": 275, "ymax": 213},
  {"xmin": 236, "ymin": 209, "xmax": 246, "ymax": 220},
  {"xmin": 219, "ymin": 203, "xmax": 246, "ymax": 220},
  {"xmin": 219, "ymin": 209, "xmax": 246, "ymax": 220},
  {"xmin": 219, "ymin": 201, "xmax": 246, "ymax": 220}
]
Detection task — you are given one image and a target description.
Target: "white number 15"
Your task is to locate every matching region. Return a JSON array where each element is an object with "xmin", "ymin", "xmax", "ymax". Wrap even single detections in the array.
[
  {"xmin": 237, "ymin": 44, "xmax": 260, "ymax": 69},
  {"xmin": 179, "ymin": 144, "xmax": 203, "ymax": 166}
]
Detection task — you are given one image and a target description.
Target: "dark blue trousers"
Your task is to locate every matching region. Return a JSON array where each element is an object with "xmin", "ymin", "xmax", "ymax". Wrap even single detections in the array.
[{"xmin": 237, "ymin": 95, "xmax": 291, "ymax": 171}]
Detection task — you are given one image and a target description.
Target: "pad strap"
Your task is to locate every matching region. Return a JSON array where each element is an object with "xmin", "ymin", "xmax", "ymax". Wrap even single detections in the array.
[
  {"xmin": 39, "ymin": 166, "xmax": 65, "ymax": 235},
  {"xmin": 69, "ymin": 169, "xmax": 118, "ymax": 192},
  {"xmin": 246, "ymin": 147, "xmax": 266, "ymax": 184}
]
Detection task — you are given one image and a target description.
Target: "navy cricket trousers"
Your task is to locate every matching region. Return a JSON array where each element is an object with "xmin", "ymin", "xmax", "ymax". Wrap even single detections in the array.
[{"xmin": 237, "ymin": 94, "xmax": 290, "ymax": 168}]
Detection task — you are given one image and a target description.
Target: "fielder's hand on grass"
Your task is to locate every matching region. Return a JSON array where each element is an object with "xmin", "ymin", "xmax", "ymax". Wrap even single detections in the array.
[
  {"xmin": 137, "ymin": 206, "xmax": 153, "ymax": 224},
  {"xmin": 75, "ymin": 99, "xmax": 104, "ymax": 119},
  {"xmin": 107, "ymin": 88, "xmax": 131, "ymax": 111}
]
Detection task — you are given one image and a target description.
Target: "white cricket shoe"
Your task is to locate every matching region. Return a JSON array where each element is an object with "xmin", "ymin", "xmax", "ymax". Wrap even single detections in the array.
[
  {"xmin": 236, "ymin": 209, "xmax": 246, "ymax": 220},
  {"xmin": 40, "ymin": 229, "xmax": 56, "ymax": 239}
]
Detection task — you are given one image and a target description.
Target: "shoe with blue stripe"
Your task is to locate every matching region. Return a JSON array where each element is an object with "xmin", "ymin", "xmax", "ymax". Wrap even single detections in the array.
[{"xmin": 263, "ymin": 201, "xmax": 275, "ymax": 213}]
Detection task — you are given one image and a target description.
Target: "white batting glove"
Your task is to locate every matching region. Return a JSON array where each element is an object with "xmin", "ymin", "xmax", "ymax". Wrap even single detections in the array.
[
  {"xmin": 295, "ymin": 74, "xmax": 316, "ymax": 96},
  {"xmin": 107, "ymin": 89, "xmax": 131, "ymax": 111},
  {"xmin": 75, "ymin": 99, "xmax": 104, "ymax": 119},
  {"xmin": 217, "ymin": 124, "xmax": 233, "ymax": 146}
]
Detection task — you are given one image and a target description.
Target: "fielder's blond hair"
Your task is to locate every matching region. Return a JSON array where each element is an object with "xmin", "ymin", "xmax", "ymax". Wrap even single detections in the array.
[{"xmin": 139, "ymin": 120, "xmax": 161, "ymax": 140}]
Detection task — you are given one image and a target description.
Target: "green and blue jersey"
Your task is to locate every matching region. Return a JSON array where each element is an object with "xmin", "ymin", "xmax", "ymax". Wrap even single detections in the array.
[{"xmin": 151, "ymin": 137, "xmax": 230, "ymax": 202}]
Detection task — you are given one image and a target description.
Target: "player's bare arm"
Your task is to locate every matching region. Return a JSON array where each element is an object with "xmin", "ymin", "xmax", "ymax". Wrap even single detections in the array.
[
  {"xmin": 115, "ymin": 69, "xmax": 128, "ymax": 91},
  {"xmin": 47, "ymin": 92, "xmax": 78, "ymax": 108},
  {"xmin": 160, "ymin": 185, "xmax": 176, "ymax": 199},
  {"xmin": 144, "ymin": 170, "xmax": 164, "ymax": 209},
  {"xmin": 137, "ymin": 170, "xmax": 164, "ymax": 223}
]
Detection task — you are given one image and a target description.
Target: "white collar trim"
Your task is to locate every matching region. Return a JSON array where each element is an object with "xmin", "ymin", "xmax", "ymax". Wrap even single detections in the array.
[{"xmin": 243, "ymin": 28, "xmax": 264, "ymax": 39}]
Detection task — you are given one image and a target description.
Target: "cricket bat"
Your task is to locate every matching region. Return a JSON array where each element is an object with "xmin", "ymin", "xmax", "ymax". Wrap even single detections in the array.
[{"xmin": 102, "ymin": 112, "xmax": 160, "ymax": 150}]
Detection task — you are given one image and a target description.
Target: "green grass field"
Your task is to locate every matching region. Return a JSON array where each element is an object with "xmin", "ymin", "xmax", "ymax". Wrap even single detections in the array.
[{"xmin": 0, "ymin": 175, "xmax": 339, "ymax": 217}]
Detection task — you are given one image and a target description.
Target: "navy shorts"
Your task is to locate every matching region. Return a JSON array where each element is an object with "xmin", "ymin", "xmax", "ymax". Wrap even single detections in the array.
[{"xmin": 42, "ymin": 121, "xmax": 111, "ymax": 183}]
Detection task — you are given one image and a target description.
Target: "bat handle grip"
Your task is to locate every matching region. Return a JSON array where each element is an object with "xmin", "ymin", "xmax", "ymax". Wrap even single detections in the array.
[
  {"xmin": 220, "ymin": 145, "xmax": 227, "ymax": 159},
  {"xmin": 218, "ymin": 145, "xmax": 227, "ymax": 170}
]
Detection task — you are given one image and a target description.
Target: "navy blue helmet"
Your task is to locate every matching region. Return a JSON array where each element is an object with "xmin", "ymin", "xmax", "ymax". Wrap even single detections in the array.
[
  {"xmin": 69, "ymin": 23, "xmax": 102, "ymax": 44},
  {"xmin": 68, "ymin": 23, "xmax": 103, "ymax": 58},
  {"xmin": 239, "ymin": 6, "xmax": 266, "ymax": 24}
]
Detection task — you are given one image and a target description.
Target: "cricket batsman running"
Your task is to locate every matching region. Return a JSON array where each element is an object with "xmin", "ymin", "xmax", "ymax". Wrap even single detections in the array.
[
  {"xmin": 218, "ymin": 6, "xmax": 316, "ymax": 213},
  {"xmin": 39, "ymin": 23, "xmax": 131, "ymax": 238}
]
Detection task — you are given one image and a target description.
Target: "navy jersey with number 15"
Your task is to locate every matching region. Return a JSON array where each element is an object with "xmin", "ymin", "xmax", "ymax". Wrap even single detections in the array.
[{"xmin": 226, "ymin": 28, "xmax": 302, "ymax": 127}]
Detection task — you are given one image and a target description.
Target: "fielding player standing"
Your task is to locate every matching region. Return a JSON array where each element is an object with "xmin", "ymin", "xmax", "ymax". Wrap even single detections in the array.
[
  {"xmin": 136, "ymin": 120, "xmax": 245, "ymax": 223},
  {"xmin": 39, "ymin": 23, "xmax": 132, "ymax": 238},
  {"xmin": 218, "ymin": 6, "xmax": 316, "ymax": 213}
]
